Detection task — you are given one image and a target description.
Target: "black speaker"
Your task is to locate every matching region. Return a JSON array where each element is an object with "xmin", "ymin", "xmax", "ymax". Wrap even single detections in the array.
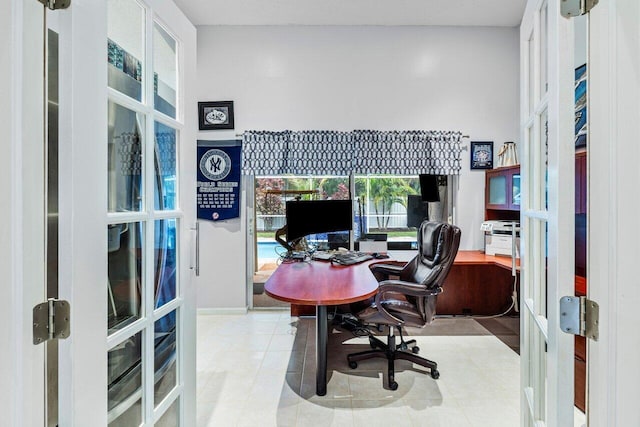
[
  {"xmin": 419, "ymin": 174, "xmax": 440, "ymax": 202},
  {"xmin": 407, "ymin": 195, "xmax": 429, "ymax": 228}
]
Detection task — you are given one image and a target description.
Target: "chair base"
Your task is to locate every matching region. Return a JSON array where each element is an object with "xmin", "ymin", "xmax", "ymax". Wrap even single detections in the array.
[{"xmin": 347, "ymin": 329, "xmax": 439, "ymax": 390}]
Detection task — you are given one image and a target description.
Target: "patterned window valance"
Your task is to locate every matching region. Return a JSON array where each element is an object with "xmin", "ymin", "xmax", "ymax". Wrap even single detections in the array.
[
  {"xmin": 353, "ymin": 130, "xmax": 463, "ymax": 175},
  {"xmin": 287, "ymin": 131, "xmax": 353, "ymax": 175},
  {"xmin": 242, "ymin": 129, "xmax": 462, "ymax": 176},
  {"xmin": 241, "ymin": 130, "xmax": 291, "ymax": 175}
]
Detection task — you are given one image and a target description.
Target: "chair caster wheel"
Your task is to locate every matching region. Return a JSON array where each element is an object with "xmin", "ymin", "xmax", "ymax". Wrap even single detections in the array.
[
  {"xmin": 349, "ymin": 361, "xmax": 358, "ymax": 369},
  {"xmin": 430, "ymin": 369, "xmax": 440, "ymax": 379},
  {"xmin": 389, "ymin": 381, "xmax": 398, "ymax": 390},
  {"xmin": 412, "ymin": 346, "xmax": 420, "ymax": 354}
]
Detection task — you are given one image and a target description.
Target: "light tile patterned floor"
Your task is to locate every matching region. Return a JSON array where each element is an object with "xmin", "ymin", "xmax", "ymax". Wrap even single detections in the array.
[{"xmin": 197, "ymin": 311, "xmax": 526, "ymax": 427}]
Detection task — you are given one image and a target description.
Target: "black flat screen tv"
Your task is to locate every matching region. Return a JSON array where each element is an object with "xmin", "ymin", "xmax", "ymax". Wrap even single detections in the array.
[{"xmin": 286, "ymin": 200, "xmax": 353, "ymax": 242}]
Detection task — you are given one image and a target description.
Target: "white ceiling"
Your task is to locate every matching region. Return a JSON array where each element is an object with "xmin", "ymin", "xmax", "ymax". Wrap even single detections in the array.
[{"xmin": 173, "ymin": 0, "xmax": 527, "ymax": 27}]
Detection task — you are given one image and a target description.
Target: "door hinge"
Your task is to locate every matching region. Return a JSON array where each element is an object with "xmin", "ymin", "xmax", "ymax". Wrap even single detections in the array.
[
  {"xmin": 37, "ymin": 0, "xmax": 71, "ymax": 10},
  {"xmin": 561, "ymin": 0, "xmax": 599, "ymax": 18},
  {"xmin": 560, "ymin": 296, "xmax": 599, "ymax": 341},
  {"xmin": 33, "ymin": 299, "xmax": 70, "ymax": 345}
]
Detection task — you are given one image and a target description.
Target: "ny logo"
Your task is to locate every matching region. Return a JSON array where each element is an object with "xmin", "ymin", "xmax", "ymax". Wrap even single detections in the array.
[{"xmin": 209, "ymin": 156, "xmax": 222, "ymax": 173}]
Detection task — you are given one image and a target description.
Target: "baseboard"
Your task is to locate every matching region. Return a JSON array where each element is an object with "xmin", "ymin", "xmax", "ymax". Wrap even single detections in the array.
[{"xmin": 197, "ymin": 307, "xmax": 248, "ymax": 315}]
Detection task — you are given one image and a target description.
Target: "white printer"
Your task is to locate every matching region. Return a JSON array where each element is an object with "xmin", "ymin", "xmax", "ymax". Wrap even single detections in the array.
[{"xmin": 481, "ymin": 220, "xmax": 520, "ymax": 258}]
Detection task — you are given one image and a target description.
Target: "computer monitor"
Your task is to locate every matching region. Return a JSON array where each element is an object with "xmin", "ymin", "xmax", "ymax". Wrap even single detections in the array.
[
  {"xmin": 407, "ymin": 195, "xmax": 429, "ymax": 228},
  {"xmin": 285, "ymin": 200, "xmax": 353, "ymax": 242}
]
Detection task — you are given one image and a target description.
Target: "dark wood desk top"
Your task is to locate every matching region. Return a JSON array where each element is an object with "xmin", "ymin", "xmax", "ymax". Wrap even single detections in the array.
[
  {"xmin": 454, "ymin": 250, "xmax": 520, "ymax": 271},
  {"xmin": 264, "ymin": 259, "xmax": 380, "ymax": 306}
]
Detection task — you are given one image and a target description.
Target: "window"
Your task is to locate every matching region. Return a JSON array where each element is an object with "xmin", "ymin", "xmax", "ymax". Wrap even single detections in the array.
[
  {"xmin": 355, "ymin": 175, "xmax": 451, "ymax": 249},
  {"xmin": 255, "ymin": 176, "xmax": 350, "ymax": 259},
  {"xmin": 255, "ymin": 174, "xmax": 453, "ymax": 254}
]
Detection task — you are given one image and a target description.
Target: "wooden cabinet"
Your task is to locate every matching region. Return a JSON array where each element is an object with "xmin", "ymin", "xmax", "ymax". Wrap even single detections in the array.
[{"xmin": 485, "ymin": 165, "xmax": 520, "ymax": 220}]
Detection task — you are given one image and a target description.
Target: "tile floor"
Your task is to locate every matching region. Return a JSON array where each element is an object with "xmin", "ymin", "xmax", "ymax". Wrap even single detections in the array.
[{"xmin": 197, "ymin": 311, "xmax": 526, "ymax": 427}]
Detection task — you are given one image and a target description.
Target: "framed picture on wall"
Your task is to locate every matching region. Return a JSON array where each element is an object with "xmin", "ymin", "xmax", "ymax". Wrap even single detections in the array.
[
  {"xmin": 470, "ymin": 141, "xmax": 494, "ymax": 170},
  {"xmin": 198, "ymin": 101, "xmax": 235, "ymax": 130}
]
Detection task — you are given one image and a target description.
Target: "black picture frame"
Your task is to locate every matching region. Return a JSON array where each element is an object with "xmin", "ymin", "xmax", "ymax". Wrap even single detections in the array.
[
  {"xmin": 470, "ymin": 141, "xmax": 494, "ymax": 170},
  {"xmin": 198, "ymin": 101, "xmax": 235, "ymax": 130}
]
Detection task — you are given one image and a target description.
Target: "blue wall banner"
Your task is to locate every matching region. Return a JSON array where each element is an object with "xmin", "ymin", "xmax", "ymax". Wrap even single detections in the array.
[{"xmin": 197, "ymin": 140, "xmax": 241, "ymax": 221}]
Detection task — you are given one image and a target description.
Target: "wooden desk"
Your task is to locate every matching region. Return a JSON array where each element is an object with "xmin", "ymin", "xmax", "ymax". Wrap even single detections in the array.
[
  {"xmin": 452, "ymin": 250, "xmax": 520, "ymax": 271},
  {"xmin": 437, "ymin": 251, "xmax": 520, "ymax": 315},
  {"xmin": 264, "ymin": 259, "xmax": 379, "ymax": 396},
  {"xmin": 289, "ymin": 250, "xmax": 521, "ymax": 317}
]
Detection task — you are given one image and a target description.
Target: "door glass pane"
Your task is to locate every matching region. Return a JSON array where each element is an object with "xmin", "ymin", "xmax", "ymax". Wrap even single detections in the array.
[
  {"xmin": 528, "ymin": 34, "xmax": 535, "ymax": 114},
  {"xmin": 154, "ymin": 122, "xmax": 177, "ymax": 210},
  {"xmin": 527, "ymin": 124, "xmax": 538, "ymax": 210},
  {"xmin": 536, "ymin": 326, "xmax": 548, "ymax": 422},
  {"xmin": 155, "ymin": 219, "xmax": 177, "ymax": 309},
  {"xmin": 153, "ymin": 23, "xmax": 177, "ymax": 118},
  {"xmin": 108, "ymin": 222, "xmax": 144, "ymax": 333},
  {"xmin": 512, "ymin": 174, "xmax": 521, "ymax": 206},
  {"xmin": 540, "ymin": 1, "xmax": 548, "ymax": 95},
  {"xmin": 531, "ymin": 219, "xmax": 541, "ymax": 313},
  {"xmin": 109, "ymin": 101, "xmax": 144, "ymax": 213},
  {"xmin": 537, "ymin": 220, "xmax": 548, "ymax": 317},
  {"xmin": 107, "ymin": 0, "xmax": 144, "ymax": 102},
  {"xmin": 489, "ymin": 175, "xmax": 507, "ymax": 205},
  {"xmin": 108, "ymin": 331, "xmax": 143, "ymax": 427},
  {"xmin": 156, "ymin": 399, "xmax": 179, "ymax": 426},
  {"xmin": 154, "ymin": 310, "xmax": 177, "ymax": 406},
  {"xmin": 541, "ymin": 108, "xmax": 549, "ymax": 210}
]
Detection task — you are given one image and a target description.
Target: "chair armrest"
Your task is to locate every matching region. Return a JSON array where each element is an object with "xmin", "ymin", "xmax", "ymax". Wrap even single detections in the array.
[
  {"xmin": 376, "ymin": 280, "xmax": 443, "ymax": 299},
  {"xmin": 372, "ymin": 273, "xmax": 444, "ymax": 325},
  {"xmin": 370, "ymin": 262, "xmax": 405, "ymax": 277}
]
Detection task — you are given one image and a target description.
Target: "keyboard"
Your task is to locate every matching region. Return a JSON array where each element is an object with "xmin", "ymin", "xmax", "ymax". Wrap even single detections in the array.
[
  {"xmin": 331, "ymin": 252, "xmax": 374, "ymax": 266},
  {"xmin": 311, "ymin": 251, "xmax": 335, "ymax": 261}
]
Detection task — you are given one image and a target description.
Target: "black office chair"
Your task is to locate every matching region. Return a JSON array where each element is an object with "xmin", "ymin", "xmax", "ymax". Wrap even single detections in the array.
[{"xmin": 347, "ymin": 220, "xmax": 461, "ymax": 390}]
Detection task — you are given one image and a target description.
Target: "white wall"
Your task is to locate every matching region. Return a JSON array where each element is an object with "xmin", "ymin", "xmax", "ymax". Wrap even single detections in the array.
[{"xmin": 195, "ymin": 25, "xmax": 519, "ymax": 309}]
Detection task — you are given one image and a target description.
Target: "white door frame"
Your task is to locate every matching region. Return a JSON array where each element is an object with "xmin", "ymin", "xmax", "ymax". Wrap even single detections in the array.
[
  {"xmin": 588, "ymin": 0, "xmax": 640, "ymax": 425},
  {"xmin": 519, "ymin": 0, "xmax": 575, "ymax": 425},
  {"xmin": 1, "ymin": 0, "xmax": 46, "ymax": 425}
]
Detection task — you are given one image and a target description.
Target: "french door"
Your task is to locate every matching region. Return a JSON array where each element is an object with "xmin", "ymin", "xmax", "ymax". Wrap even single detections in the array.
[
  {"xmin": 588, "ymin": 0, "xmax": 640, "ymax": 425},
  {"xmin": 519, "ymin": 0, "xmax": 575, "ymax": 426},
  {"xmin": 49, "ymin": 0, "xmax": 197, "ymax": 425},
  {"xmin": 103, "ymin": 1, "xmax": 196, "ymax": 425}
]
